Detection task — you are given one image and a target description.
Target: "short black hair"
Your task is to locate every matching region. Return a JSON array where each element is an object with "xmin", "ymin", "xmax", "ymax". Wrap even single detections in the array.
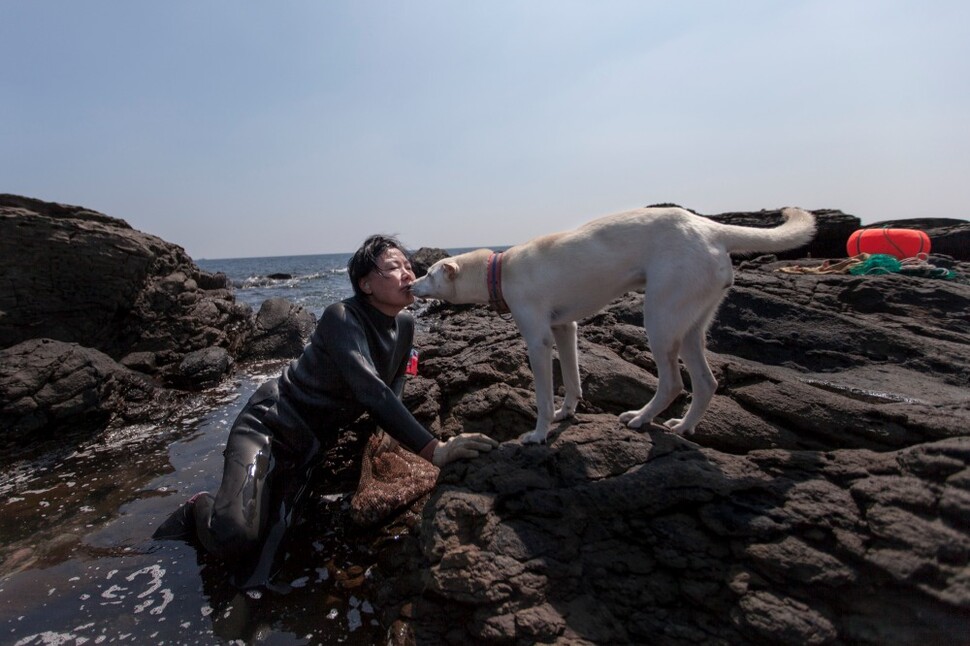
[{"xmin": 348, "ymin": 234, "xmax": 409, "ymax": 298}]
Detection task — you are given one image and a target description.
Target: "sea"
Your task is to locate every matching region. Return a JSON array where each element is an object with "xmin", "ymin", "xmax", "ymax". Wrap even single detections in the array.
[
  {"xmin": 0, "ymin": 250, "xmax": 479, "ymax": 646},
  {"xmin": 196, "ymin": 252, "xmax": 356, "ymax": 318}
]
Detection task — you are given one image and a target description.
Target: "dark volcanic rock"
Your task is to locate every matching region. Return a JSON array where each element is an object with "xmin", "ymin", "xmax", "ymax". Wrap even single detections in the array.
[
  {"xmin": 373, "ymin": 257, "xmax": 970, "ymax": 644},
  {"xmin": 409, "ymin": 427, "xmax": 970, "ymax": 645},
  {"xmin": 410, "ymin": 247, "xmax": 450, "ymax": 278},
  {"xmin": 239, "ymin": 297, "xmax": 316, "ymax": 361},
  {"xmin": 704, "ymin": 208, "xmax": 859, "ymax": 260},
  {"xmin": 0, "ymin": 338, "xmax": 164, "ymax": 446},
  {"xmin": 0, "ymin": 194, "xmax": 255, "ymax": 374},
  {"xmin": 0, "ymin": 195, "xmax": 315, "ymax": 449},
  {"xmin": 867, "ymin": 218, "xmax": 970, "ymax": 261},
  {"xmin": 167, "ymin": 346, "xmax": 234, "ymax": 390}
]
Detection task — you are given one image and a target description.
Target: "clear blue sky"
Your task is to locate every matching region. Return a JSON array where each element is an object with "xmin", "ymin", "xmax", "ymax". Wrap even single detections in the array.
[{"xmin": 2, "ymin": 1, "xmax": 967, "ymax": 259}]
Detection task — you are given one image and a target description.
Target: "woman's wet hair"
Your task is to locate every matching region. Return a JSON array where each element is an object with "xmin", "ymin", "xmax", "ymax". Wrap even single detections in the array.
[{"xmin": 348, "ymin": 234, "xmax": 409, "ymax": 298}]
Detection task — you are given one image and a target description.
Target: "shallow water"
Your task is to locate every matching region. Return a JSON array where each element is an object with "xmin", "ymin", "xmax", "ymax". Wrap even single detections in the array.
[{"xmin": 0, "ymin": 363, "xmax": 385, "ymax": 645}]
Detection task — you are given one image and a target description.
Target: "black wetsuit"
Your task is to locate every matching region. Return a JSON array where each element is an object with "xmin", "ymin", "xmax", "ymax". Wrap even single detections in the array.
[{"xmin": 190, "ymin": 295, "xmax": 434, "ymax": 588}]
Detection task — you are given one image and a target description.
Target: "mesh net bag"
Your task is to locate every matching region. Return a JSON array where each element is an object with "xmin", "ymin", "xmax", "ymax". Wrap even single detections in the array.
[{"xmin": 350, "ymin": 433, "xmax": 440, "ymax": 527}]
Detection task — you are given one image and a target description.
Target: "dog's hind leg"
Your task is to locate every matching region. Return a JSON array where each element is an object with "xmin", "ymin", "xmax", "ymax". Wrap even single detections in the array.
[
  {"xmin": 619, "ymin": 305, "xmax": 686, "ymax": 429},
  {"xmin": 618, "ymin": 340, "xmax": 683, "ymax": 429},
  {"xmin": 663, "ymin": 308, "xmax": 719, "ymax": 435},
  {"xmin": 552, "ymin": 322, "xmax": 582, "ymax": 422}
]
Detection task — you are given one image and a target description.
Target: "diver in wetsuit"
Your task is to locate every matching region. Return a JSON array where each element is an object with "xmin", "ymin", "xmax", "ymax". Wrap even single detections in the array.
[{"xmin": 154, "ymin": 235, "xmax": 498, "ymax": 589}]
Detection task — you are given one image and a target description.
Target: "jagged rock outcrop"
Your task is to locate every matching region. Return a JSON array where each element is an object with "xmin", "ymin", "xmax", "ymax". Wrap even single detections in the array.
[
  {"xmin": 371, "ymin": 254, "xmax": 970, "ymax": 644},
  {"xmin": 0, "ymin": 195, "xmax": 314, "ymax": 448},
  {"xmin": 0, "ymin": 194, "xmax": 254, "ymax": 373}
]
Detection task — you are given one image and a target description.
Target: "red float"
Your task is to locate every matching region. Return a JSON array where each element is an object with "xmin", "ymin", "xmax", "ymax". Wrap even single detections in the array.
[{"xmin": 846, "ymin": 228, "xmax": 930, "ymax": 260}]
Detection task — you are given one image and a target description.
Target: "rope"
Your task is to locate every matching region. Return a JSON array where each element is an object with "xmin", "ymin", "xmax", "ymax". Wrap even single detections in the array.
[
  {"xmin": 898, "ymin": 253, "xmax": 956, "ymax": 279},
  {"xmin": 849, "ymin": 254, "xmax": 901, "ymax": 275},
  {"xmin": 779, "ymin": 253, "xmax": 958, "ymax": 280}
]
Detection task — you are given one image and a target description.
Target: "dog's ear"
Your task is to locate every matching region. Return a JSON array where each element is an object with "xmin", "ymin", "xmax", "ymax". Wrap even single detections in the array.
[{"xmin": 443, "ymin": 262, "xmax": 459, "ymax": 280}]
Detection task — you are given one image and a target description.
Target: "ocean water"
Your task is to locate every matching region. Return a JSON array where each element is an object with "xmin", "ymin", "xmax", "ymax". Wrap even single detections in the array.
[{"xmin": 197, "ymin": 252, "xmax": 355, "ymax": 317}]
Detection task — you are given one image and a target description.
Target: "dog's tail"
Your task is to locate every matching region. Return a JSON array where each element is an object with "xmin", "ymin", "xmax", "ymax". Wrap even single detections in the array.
[{"xmin": 715, "ymin": 207, "xmax": 817, "ymax": 255}]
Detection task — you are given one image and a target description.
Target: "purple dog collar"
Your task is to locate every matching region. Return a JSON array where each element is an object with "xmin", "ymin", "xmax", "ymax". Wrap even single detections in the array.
[{"xmin": 486, "ymin": 252, "xmax": 511, "ymax": 316}]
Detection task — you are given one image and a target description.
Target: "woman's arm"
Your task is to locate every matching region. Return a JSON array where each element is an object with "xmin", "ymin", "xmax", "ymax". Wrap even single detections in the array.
[{"xmin": 317, "ymin": 305, "xmax": 436, "ymax": 456}]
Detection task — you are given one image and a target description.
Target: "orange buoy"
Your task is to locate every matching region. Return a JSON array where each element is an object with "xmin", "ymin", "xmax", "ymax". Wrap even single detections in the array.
[{"xmin": 846, "ymin": 228, "xmax": 930, "ymax": 260}]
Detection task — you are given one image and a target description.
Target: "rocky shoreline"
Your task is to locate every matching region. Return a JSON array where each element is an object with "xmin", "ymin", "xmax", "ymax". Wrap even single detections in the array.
[
  {"xmin": 377, "ymin": 266, "xmax": 970, "ymax": 644},
  {"xmin": 2, "ymin": 194, "xmax": 970, "ymax": 643}
]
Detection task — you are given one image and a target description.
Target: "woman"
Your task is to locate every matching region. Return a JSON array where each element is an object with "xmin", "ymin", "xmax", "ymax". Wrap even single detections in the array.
[{"xmin": 155, "ymin": 235, "xmax": 498, "ymax": 589}]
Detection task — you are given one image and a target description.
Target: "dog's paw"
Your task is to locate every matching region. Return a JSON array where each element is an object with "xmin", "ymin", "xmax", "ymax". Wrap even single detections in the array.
[
  {"xmin": 553, "ymin": 407, "xmax": 576, "ymax": 422},
  {"xmin": 664, "ymin": 418, "xmax": 695, "ymax": 435},
  {"xmin": 619, "ymin": 410, "xmax": 647, "ymax": 429},
  {"xmin": 519, "ymin": 430, "xmax": 549, "ymax": 445}
]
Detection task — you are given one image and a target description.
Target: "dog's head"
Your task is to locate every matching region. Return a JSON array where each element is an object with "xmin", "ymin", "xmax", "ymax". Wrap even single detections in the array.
[{"xmin": 409, "ymin": 258, "xmax": 461, "ymax": 301}]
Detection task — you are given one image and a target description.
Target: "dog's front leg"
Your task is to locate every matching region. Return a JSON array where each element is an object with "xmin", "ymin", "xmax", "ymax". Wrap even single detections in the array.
[
  {"xmin": 552, "ymin": 322, "xmax": 581, "ymax": 421},
  {"xmin": 519, "ymin": 328, "xmax": 556, "ymax": 444}
]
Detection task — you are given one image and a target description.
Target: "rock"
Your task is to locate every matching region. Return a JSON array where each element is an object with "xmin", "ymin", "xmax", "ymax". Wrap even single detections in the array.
[
  {"xmin": 167, "ymin": 346, "xmax": 234, "ymax": 390},
  {"xmin": 703, "ymin": 207, "xmax": 860, "ymax": 260},
  {"xmin": 0, "ymin": 194, "xmax": 255, "ymax": 379},
  {"xmin": 410, "ymin": 247, "xmax": 450, "ymax": 278},
  {"xmin": 865, "ymin": 218, "xmax": 970, "ymax": 261},
  {"xmin": 372, "ymin": 257, "xmax": 970, "ymax": 643},
  {"xmin": 0, "ymin": 195, "xmax": 315, "ymax": 450},
  {"xmin": 266, "ymin": 273, "xmax": 293, "ymax": 280},
  {"xmin": 0, "ymin": 338, "xmax": 163, "ymax": 447},
  {"xmin": 383, "ymin": 424, "xmax": 970, "ymax": 645},
  {"xmin": 239, "ymin": 297, "xmax": 316, "ymax": 361}
]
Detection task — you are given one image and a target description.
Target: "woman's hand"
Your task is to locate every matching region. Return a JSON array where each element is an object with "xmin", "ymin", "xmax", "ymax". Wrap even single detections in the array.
[{"xmin": 432, "ymin": 433, "xmax": 500, "ymax": 467}]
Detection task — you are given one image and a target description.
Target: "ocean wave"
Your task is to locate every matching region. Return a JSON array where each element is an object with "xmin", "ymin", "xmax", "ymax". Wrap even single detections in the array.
[{"xmin": 235, "ymin": 271, "xmax": 337, "ymax": 289}]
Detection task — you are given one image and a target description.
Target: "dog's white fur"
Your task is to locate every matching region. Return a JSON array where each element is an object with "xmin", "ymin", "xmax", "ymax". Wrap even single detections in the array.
[{"xmin": 410, "ymin": 206, "xmax": 816, "ymax": 444}]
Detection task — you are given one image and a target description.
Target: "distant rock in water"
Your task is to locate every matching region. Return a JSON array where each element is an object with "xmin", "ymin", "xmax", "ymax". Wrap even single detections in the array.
[{"xmin": 267, "ymin": 272, "xmax": 293, "ymax": 280}]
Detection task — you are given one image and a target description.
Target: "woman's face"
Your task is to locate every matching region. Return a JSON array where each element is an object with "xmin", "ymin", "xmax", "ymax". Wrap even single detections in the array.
[{"xmin": 360, "ymin": 247, "xmax": 416, "ymax": 316}]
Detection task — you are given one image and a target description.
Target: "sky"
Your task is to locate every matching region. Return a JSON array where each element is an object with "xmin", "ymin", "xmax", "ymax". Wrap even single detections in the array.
[{"xmin": 2, "ymin": 1, "xmax": 967, "ymax": 259}]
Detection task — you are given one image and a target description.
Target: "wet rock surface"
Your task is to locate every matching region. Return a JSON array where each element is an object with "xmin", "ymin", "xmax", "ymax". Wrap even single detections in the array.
[
  {"xmin": 375, "ymin": 256, "xmax": 970, "ymax": 644},
  {"xmin": 0, "ymin": 338, "xmax": 167, "ymax": 450}
]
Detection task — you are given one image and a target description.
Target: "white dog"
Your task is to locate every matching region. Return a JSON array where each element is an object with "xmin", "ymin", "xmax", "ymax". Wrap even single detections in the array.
[{"xmin": 410, "ymin": 206, "xmax": 815, "ymax": 444}]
